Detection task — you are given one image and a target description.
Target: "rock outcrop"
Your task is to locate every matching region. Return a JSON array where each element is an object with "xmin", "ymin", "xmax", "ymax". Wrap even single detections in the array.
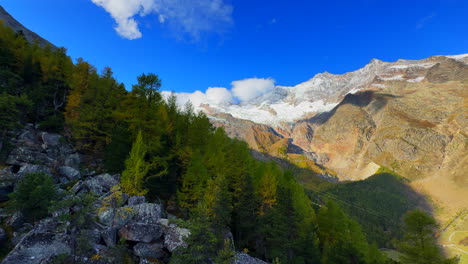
[{"xmin": 1, "ymin": 218, "xmax": 72, "ymax": 264}]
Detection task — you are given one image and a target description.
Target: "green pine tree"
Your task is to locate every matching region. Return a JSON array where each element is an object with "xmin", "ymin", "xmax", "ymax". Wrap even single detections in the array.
[{"xmin": 399, "ymin": 210, "xmax": 459, "ymax": 264}]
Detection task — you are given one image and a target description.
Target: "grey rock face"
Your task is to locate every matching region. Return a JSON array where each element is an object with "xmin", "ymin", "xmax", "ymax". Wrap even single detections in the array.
[
  {"xmin": 118, "ymin": 223, "xmax": 163, "ymax": 243},
  {"xmin": 157, "ymin": 219, "xmax": 190, "ymax": 252},
  {"xmin": 235, "ymin": 252, "xmax": 268, "ymax": 264},
  {"xmin": 133, "ymin": 243, "xmax": 166, "ymax": 259}
]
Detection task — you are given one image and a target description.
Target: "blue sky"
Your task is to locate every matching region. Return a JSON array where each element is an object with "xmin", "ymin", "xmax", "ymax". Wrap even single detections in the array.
[{"xmin": 2, "ymin": 0, "xmax": 467, "ymax": 94}]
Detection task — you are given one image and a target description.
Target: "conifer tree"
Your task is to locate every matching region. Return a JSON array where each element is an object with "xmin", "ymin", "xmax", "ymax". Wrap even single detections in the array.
[
  {"xmin": 121, "ymin": 130, "xmax": 149, "ymax": 196},
  {"xmin": 399, "ymin": 210, "xmax": 459, "ymax": 264}
]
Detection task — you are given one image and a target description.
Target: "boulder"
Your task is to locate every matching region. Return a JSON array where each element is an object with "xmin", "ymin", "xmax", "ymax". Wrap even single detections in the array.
[
  {"xmin": 157, "ymin": 219, "xmax": 190, "ymax": 252},
  {"xmin": 98, "ymin": 207, "xmax": 134, "ymax": 227},
  {"xmin": 17, "ymin": 128, "xmax": 39, "ymax": 147},
  {"xmin": 235, "ymin": 252, "xmax": 268, "ymax": 264},
  {"xmin": 17, "ymin": 164, "xmax": 53, "ymax": 178},
  {"xmin": 130, "ymin": 203, "xmax": 163, "ymax": 224},
  {"xmin": 1, "ymin": 218, "xmax": 72, "ymax": 264},
  {"xmin": 83, "ymin": 174, "xmax": 119, "ymax": 196},
  {"xmin": 40, "ymin": 132, "xmax": 61, "ymax": 149},
  {"xmin": 58, "ymin": 166, "xmax": 81, "ymax": 182},
  {"xmin": 128, "ymin": 195, "xmax": 146, "ymax": 206},
  {"xmin": 6, "ymin": 147, "xmax": 51, "ymax": 166},
  {"xmin": 133, "ymin": 242, "xmax": 166, "ymax": 259},
  {"xmin": 118, "ymin": 223, "xmax": 162, "ymax": 243}
]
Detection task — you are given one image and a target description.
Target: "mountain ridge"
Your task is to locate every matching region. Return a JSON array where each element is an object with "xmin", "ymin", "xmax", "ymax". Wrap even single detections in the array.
[{"xmin": 0, "ymin": 5, "xmax": 55, "ymax": 48}]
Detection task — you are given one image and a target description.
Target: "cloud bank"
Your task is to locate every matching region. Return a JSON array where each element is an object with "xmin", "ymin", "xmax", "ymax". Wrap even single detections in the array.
[
  {"xmin": 91, "ymin": 0, "xmax": 233, "ymax": 40},
  {"xmin": 232, "ymin": 78, "xmax": 275, "ymax": 102},
  {"xmin": 162, "ymin": 78, "xmax": 276, "ymax": 110}
]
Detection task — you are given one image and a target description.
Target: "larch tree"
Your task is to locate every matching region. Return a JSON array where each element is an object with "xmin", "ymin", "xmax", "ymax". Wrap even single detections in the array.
[{"xmin": 121, "ymin": 130, "xmax": 149, "ymax": 196}]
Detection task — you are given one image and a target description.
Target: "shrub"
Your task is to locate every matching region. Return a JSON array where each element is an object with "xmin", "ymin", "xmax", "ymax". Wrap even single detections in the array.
[{"xmin": 8, "ymin": 173, "xmax": 59, "ymax": 222}]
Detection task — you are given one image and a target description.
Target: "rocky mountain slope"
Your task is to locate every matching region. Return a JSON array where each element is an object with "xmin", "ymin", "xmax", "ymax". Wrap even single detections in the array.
[
  {"xmin": 0, "ymin": 5, "xmax": 55, "ymax": 48},
  {"xmin": 0, "ymin": 126, "xmax": 266, "ymax": 264},
  {"xmin": 205, "ymin": 54, "xmax": 468, "ymax": 220}
]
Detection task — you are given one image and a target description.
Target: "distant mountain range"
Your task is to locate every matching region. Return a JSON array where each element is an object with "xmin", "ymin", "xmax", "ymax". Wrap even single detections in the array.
[{"xmin": 203, "ymin": 54, "xmax": 468, "ymax": 220}]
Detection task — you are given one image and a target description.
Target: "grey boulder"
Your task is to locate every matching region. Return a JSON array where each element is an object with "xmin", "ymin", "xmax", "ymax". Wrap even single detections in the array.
[
  {"xmin": 130, "ymin": 203, "xmax": 163, "ymax": 224},
  {"xmin": 157, "ymin": 219, "xmax": 190, "ymax": 252},
  {"xmin": 83, "ymin": 174, "xmax": 119, "ymax": 196},
  {"xmin": 118, "ymin": 223, "xmax": 162, "ymax": 243}
]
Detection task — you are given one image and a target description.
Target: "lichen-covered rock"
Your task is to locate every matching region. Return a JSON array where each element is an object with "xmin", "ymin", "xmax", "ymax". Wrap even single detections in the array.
[
  {"xmin": 130, "ymin": 203, "xmax": 163, "ymax": 224},
  {"xmin": 98, "ymin": 207, "xmax": 134, "ymax": 227},
  {"xmin": 133, "ymin": 242, "xmax": 166, "ymax": 259},
  {"xmin": 83, "ymin": 174, "xmax": 119, "ymax": 196},
  {"xmin": 235, "ymin": 252, "xmax": 268, "ymax": 264},
  {"xmin": 157, "ymin": 219, "xmax": 190, "ymax": 252},
  {"xmin": 1, "ymin": 219, "xmax": 71, "ymax": 264},
  {"xmin": 118, "ymin": 223, "xmax": 162, "ymax": 243},
  {"xmin": 128, "ymin": 195, "xmax": 146, "ymax": 206}
]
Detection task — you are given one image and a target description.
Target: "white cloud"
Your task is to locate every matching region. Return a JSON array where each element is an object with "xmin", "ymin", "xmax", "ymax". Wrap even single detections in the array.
[
  {"xmin": 162, "ymin": 77, "xmax": 275, "ymax": 110},
  {"xmin": 91, "ymin": 0, "xmax": 233, "ymax": 40},
  {"xmin": 206, "ymin": 87, "xmax": 233, "ymax": 105},
  {"xmin": 231, "ymin": 78, "xmax": 275, "ymax": 102}
]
